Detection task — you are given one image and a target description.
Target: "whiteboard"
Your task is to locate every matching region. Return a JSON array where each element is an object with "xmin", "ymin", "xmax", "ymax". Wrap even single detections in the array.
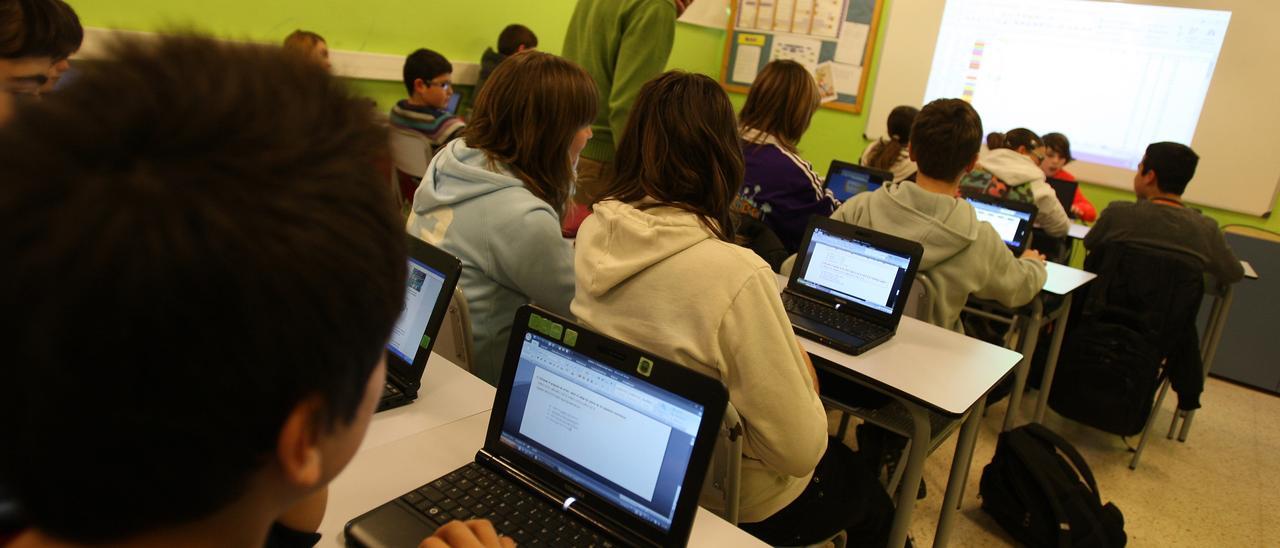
[{"xmin": 866, "ymin": 0, "xmax": 1280, "ymax": 216}]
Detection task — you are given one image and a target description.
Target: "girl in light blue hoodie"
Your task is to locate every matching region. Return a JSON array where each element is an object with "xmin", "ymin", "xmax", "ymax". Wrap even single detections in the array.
[{"xmin": 406, "ymin": 51, "xmax": 598, "ymax": 385}]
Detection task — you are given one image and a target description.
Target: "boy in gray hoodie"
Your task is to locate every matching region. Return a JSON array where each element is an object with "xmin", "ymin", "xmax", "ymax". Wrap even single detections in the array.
[{"xmin": 831, "ymin": 99, "xmax": 1047, "ymax": 333}]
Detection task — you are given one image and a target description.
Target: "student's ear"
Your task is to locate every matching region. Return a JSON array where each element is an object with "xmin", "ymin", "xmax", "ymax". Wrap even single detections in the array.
[
  {"xmin": 412, "ymin": 78, "xmax": 427, "ymax": 96},
  {"xmin": 965, "ymin": 153, "xmax": 979, "ymax": 173},
  {"xmin": 516, "ymin": 45, "xmax": 528, "ymax": 53},
  {"xmin": 908, "ymin": 143, "xmax": 917, "ymax": 162},
  {"xmin": 276, "ymin": 395, "xmax": 327, "ymax": 488}
]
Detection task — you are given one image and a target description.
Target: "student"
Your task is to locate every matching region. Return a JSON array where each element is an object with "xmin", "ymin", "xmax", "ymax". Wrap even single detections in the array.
[
  {"xmin": 389, "ymin": 48, "xmax": 466, "ymax": 177},
  {"xmin": 1039, "ymin": 131, "xmax": 1098, "ymax": 222},
  {"xmin": 476, "ymin": 23, "xmax": 537, "ymax": 94},
  {"xmin": 0, "ymin": 34, "xmax": 507, "ymax": 548},
  {"xmin": 832, "ymin": 99, "xmax": 1047, "ymax": 333},
  {"xmin": 406, "ymin": 51, "xmax": 593, "ymax": 386},
  {"xmin": 1085, "ymin": 142, "xmax": 1243, "ymax": 284},
  {"xmin": 861, "ymin": 105, "xmax": 919, "ymax": 182},
  {"xmin": 282, "ymin": 29, "xmax": 331, "ymax": 72},
  {"xmin": 560, "ymin": 0, "xmax": 689, "ymax": 236},
  {"xmin": 0, "ymin": 0, "xmax": 78, "ymax": 119},
  {"xmin": 985, "ymin": 131, "xmax": 1004, "ymax": 151},
  {"xmin": 961, "ymin": 127, "xmax": 1071, "ymax": 238},
  {"xmin": 736, "ymin": 59, "xmax": 839, "ymax": 254},
  {"xmin": 571, "ymin": 70, "xmax": 893, "ymax": 547}
]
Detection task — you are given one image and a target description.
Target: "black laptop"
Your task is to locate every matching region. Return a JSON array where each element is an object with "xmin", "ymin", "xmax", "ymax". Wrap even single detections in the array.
[
  {"xmin": 346, "ymin": 306, "xmax": 728, "ymax": 548},
  {"xmin": 965, "ymin": 196, "xmax": 1038, "ymax": 255},
  {"xmin": 782, "ymin": 217, "xmax": 924, "ymax": 355},
  {"xmin": 824, "ymin": 160, "xmax": 894, "ymax": 202},
  {"xmin": 1046, "ymin": 177, "xmax": 1078, "ymax": 219},
  {"xmin": 379, "ymin": 236, "xmax": 463, "ymax": 412}
]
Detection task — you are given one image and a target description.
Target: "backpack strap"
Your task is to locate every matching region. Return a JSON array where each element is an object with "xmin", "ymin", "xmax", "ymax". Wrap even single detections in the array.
[
  {"xmin": 1022, "ymin": 424, "xmax": 1103, "ymax": 505},
  {"xmin": 1007, "ymin": 429, "xmax": 1073, "ymax": 548}
]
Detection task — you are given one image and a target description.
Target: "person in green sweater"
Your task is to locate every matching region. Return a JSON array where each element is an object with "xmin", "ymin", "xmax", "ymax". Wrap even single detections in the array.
[{"xmin": 560, "ymin": 0, "xmax": 693, "ymax": 235}]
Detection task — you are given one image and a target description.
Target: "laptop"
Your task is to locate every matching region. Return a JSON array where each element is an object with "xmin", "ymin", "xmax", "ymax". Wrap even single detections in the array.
[
  {"xmin": 1046, "ymin": 177, "xmax": 1078, "ymax": 219},
  {"xmin": 824, "ymin": 160, "xmax": 894, "ymax": 202},
  {"xmin": 346, "ymin": 306, "xmax": 728, "ymax": 548},
  {"xmin": 379, "ymin": 235, "xmax": 463, "ymax": 412},
  {"xmin": 965, "ymin": 196, "xmax": 1038, "ymax": 255},
  {"xmin": 444, "ymin": 92, "xmax": 462, "ymax": 115},
  {"xmin": 782, "ymin": 217, "xmax": 924, "ymax": 355}
]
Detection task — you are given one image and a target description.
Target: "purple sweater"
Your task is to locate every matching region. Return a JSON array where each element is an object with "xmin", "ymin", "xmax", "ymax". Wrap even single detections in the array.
[{"xmin": 737, "ymin": 134, "xmax": 840, "ymax": 253}]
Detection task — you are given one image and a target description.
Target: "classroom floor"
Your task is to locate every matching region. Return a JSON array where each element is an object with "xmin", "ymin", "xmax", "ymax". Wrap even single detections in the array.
[{"xmin": 827, "ymin": 375, "xmax": 1280, "ymax": 547}]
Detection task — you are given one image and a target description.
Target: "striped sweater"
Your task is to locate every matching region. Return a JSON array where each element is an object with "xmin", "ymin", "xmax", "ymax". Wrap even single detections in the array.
[
  {"xmin": 736, "ymin": 128, "xmax": 841, "ymax": 253},
  {"xmin": 389, "ymin": 100, "xmax": 466, "ymax": 147}
]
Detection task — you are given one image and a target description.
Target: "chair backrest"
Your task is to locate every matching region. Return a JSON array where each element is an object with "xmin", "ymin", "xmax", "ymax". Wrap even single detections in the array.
[
  {"xmin": 904, "ymin": 272, "xmax": 938, "ymax": 325},
  {"xmin": 704, "ymin": 401, "xmax": 743, "ymax": 525},
  {"xmin": 1080, "ymin": 242, "xmax": 1206, "ymax": 354},
  {"xmin": 388, "ymin": 127, "xmax": 432, "ymax": 177},
  {"xmin": 432, "ymin": 286, "xmax": 474, "ymax": 372}
]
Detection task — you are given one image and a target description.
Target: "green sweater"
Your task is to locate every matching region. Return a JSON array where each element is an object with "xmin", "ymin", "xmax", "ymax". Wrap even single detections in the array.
[{"xmin": 562, "ymin": 0, "xmax": 677, "ymax": 163}]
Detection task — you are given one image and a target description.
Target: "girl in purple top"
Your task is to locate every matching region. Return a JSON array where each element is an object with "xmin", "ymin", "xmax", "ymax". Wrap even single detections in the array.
[{"xmin": 735, "ymin": 60, "xmax": 839, "ymax": 254}]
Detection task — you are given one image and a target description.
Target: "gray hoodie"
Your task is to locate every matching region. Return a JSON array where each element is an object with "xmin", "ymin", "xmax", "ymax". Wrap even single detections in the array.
[
  {"xmin": 406, "ymin": 139, "xmax": 575, "ymax": 385},
  {"xmin": 832, "ymin": 182, "xmax": 1046, "ymax": 332}
]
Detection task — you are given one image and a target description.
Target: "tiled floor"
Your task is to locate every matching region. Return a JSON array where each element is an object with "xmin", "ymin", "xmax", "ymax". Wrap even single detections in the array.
[{"xmin": 828, "ymin": 376, "xmax": 1279, "ymax": 546}]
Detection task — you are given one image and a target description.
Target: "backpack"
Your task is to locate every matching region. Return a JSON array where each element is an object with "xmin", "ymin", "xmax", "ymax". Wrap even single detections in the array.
[
  {"xmin": 980, "ymin": 424, "xmax": 1126, "ymax": 548},
  {"xmin": 1048, "ymin": 308, "xmax": 1163, "ymax": 436}
]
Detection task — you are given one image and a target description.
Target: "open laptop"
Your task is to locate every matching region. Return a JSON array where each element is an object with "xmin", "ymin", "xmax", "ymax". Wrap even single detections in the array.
[
  {"xmin": 965, "ymin": 196, "xmax": 1038, "ymax": 255},
  {"xmin": 347, "ymin": 306, "xmax": 728, "ymax": 548},
  {"xmin": 824, "ymin": 160, "xmax": 894, "ymax": 202},
  {"xmin": 379, "ymin": 235, "xmax": 462, "ymax": 412},
  {"xmin": 443, "ymin": 91, "xmax": 462, "ymax": 115},
  {"xmin": 782, "ymin": 217, "xmax": 924, "ymax": 355},
  {"xmin": 1046, "ymin": 177, "xmax": 1078, "ymax": 219}
]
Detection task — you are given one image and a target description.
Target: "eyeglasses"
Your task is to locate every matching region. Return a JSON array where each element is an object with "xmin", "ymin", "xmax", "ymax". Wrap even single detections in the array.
[{"xmin": 427, "ymin": 80, "xmax": 452, "ymax": 91}]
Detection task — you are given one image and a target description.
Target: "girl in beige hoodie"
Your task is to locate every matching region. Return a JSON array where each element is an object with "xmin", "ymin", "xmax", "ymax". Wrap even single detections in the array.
[{"xmin": 570, "ymin": 71, "xmax": 892, "ymax": 546}]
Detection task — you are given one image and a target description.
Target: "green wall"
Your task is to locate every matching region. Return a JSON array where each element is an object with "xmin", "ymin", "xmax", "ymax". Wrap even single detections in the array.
[{"xmin": 71, "ymin": 0, "xmax": 1279, "ymax": 232}]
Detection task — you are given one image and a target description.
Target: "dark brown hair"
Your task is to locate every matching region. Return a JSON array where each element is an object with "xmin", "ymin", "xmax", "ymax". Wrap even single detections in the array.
[
  {"xmin": 464, "ymin": 50, "xmax": 597, "ymax": 218},
  {"xmin": 1142, "ymin": 141, "xmax": 1199, "ymax": 195},
  {"xmin": 1001, "ymin": 127, "xmax": 1042, "ymax": 154},
  {"xmin": 0, "ymin": 34, "xmax": 404, "ymax": 541},
  {"xmin": 867, "ymin": 105, "xmax": 919, "ymax": 170},
  {"xmin": 601, "ymin": 71, "xmax": 744, "ymax": 241},
  {"xmin": 498, "ymin": 23, "xmax": 537, "ymax": 55},
  {"xmin": 1, "ymin": 0, "xmax": 80, "ymax": 59},
  {"xmin": 738, "ymin": 60, "xmax": 819, "ymax": 152},
  {"xmin": 282, "ymin": 29, "xmax": 324, "ymax": 56},
  {"xmin": 1042, "ymin": 132, "xmax": 1073, "ymax": 163},
  {"xmin": 910, "ymin": 98, "xmax": 983, "ymax": 182}
]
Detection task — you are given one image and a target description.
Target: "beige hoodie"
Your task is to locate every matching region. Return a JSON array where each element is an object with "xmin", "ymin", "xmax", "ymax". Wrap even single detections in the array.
[{"xmin": 571, "ymin": 200, "xmax": 828, "ymax": 523}]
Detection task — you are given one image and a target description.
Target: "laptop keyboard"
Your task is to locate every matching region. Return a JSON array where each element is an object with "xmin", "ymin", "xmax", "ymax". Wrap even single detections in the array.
[
  {"xmin": 400, "ymin": 462, "xmax": 616, "ymax": 547},
  {"xmin": 382, "ymin": 382, "xmax": 401, "ymax": 399},
  {"xmin": 783, "ymin": 293, "xmax": 887, "ymax": 340}
]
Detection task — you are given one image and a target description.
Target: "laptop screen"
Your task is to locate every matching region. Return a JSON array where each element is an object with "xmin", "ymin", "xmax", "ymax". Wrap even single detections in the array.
[
  {"xmin": 825, "ymin": 164, "xmax": 884, "ymax": 202},
  {"xmin": 387, "ymin": 258, "xmax": 447, "ymax": 364},
  {"xmin": 498, "ymin": 333, "xmax": 706, "ymax": 532},
  {"xmin": 968, "ymin": 199, "xmax": 1033, "ymax": 249},
  {"xmin": 797, "ymin": 227, "xmax": 912, "ymax": 315}
]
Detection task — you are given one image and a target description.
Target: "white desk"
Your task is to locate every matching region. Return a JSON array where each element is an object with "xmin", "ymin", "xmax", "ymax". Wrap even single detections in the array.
[
  {"xmin": 318, "ymin": 412, "xmax": 767, "ymax": 547},
  {"xmin": 1242, "ymin": 260, "xmax": 1258, "ymax": 280},
  {"xmin": 775, "ymin": 274, "xmax": 1022, "ymax": 548},
  {"xmin": 1067, "ymin": 222, "xmax": 1091, "ymax": 240},
  {"xmin": 360, "ymin": 354, "xmax": 497, "ymax": 452}
]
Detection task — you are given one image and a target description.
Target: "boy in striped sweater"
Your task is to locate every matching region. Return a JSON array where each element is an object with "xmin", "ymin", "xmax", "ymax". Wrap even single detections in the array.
[{"xmin": 389, "ymin": 48, "xmax": 465, "ymax": 159}]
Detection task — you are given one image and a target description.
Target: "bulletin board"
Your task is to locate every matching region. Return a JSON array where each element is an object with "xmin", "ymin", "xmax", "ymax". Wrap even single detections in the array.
[{"xmin": 720, "ymin": 0, "xmax": 885, "ymax": 114}]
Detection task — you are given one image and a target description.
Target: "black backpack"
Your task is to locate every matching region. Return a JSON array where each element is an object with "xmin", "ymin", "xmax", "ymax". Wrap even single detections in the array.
[
  {"xmin": 1047, "ymin": 308, "xmax": 1162, "ymax": 436},
  {"xmin": 980, "ymin": 424, "xmax": 1126, "ymax": 548}
]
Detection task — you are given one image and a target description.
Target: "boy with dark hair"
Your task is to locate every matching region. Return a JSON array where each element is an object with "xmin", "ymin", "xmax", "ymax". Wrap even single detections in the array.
[
  {"xmin": 829, "ymin": 98, "xmax": 1047, "ymax": 332},
  {"xmin": 0, "ymin": 34, "xmax": 507, "ymax": 548},
  {"xmin": 390, "ymin": 47, "xmax": 465, "ymax": 162},
  {"xmin": 0, "ymin": 0, "xmax": 79, "ymax": 117},
  {"xmin": 1085, "ymin": 142, "xmax": 1243, "ymax": 283},
  {"xmin": 476, "ymin": 23, "xmax": 537, "ymax": 93}
]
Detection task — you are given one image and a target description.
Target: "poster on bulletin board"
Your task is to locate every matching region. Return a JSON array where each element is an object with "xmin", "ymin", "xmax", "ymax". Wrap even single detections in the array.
[{"xmin": 721, "ymin": 0, "xmax": 884, "ymax": 113}]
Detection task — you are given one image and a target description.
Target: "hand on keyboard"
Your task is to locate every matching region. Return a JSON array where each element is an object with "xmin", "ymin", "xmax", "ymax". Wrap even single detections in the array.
[{"xmin": 420, "ymin": 519, "xmax": 516, "ymax": 548}]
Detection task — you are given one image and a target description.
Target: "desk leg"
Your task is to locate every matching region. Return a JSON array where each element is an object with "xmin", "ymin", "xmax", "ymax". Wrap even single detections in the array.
[
  {"xmin": 934, "ymin": 399, "xmax": 984, "ymax": 547},
  {"xmin": 1033, "ymin": 294, "xmax": 1072, "ymax": 424},
  {"xmin": 1003, "ymin": 297, "xmax": 1044, "ymax": 431},
  {"xmin": 887, "ymin": 405, "xmax": 932, "ymax": 548}
]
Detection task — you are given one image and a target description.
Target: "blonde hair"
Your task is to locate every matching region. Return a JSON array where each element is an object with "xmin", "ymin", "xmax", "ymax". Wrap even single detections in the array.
[{"xmin": 738, "ymin": 60, "xmax": 820, "ymax": 152}]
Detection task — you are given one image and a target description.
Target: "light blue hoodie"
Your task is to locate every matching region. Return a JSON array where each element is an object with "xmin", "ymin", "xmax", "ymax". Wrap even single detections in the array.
[{"xmin": 406, "ymin": 139, "xmax": 575, "ymax": 385}]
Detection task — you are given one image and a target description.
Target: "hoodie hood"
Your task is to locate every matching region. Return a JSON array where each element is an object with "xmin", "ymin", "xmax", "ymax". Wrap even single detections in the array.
[
  {"xmin": 858, "ymin": 183, "xmax": 981, "ymax": 270},
  {"xmin": 978, "ymin": 148, "xmax": 1046, "ymax": 187},
  {"xmin": 411, "ymin": 139, "xmax": 527, "ymax": 211},
  {"xmin": 576, "ymin": 200, "xmax": 719, "ymax": 296}
]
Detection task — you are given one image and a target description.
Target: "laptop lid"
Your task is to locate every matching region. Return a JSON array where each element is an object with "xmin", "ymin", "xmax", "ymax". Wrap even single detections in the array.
[
  {"xmin": 824, "ymin": 160, "xmax": 893, "ymax": 202},
  {"xmin": 443, "ymin": 92, "xmax": 462, "ymax": 115},
  {"xmin": 788, "ymin": 216, "xmax": 924, "ymax": 328},
  {"xmin": 484, "ymin": 306, "xmax": 727, "ymax": 548},
  {"xmin": 965, "ymin": 196, "xmax": 1038, "ymax": 254},
  {"xmin": 1046, "ymin": 177, "xmax": 1078, "ymax": 219},
  {"xmin": 386, "ymin": 236, "xmax": 462, "ymax": 387}
]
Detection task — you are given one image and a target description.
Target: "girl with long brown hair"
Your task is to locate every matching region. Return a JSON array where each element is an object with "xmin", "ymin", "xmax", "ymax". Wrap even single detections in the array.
[
  {"xmin": 862, "ymin": 105, "xmax": 920, "ymax": 182},
  {"xmin": 570, "ymin": 70, "xmax": 892, "ymax": 546},
  {"xmin": 736, "ymin": 60, "xmax": 840, "ymax": 253},
  {"xmin": 406, "ymin": 50, "xmax": 596, "ymax": 385}
]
